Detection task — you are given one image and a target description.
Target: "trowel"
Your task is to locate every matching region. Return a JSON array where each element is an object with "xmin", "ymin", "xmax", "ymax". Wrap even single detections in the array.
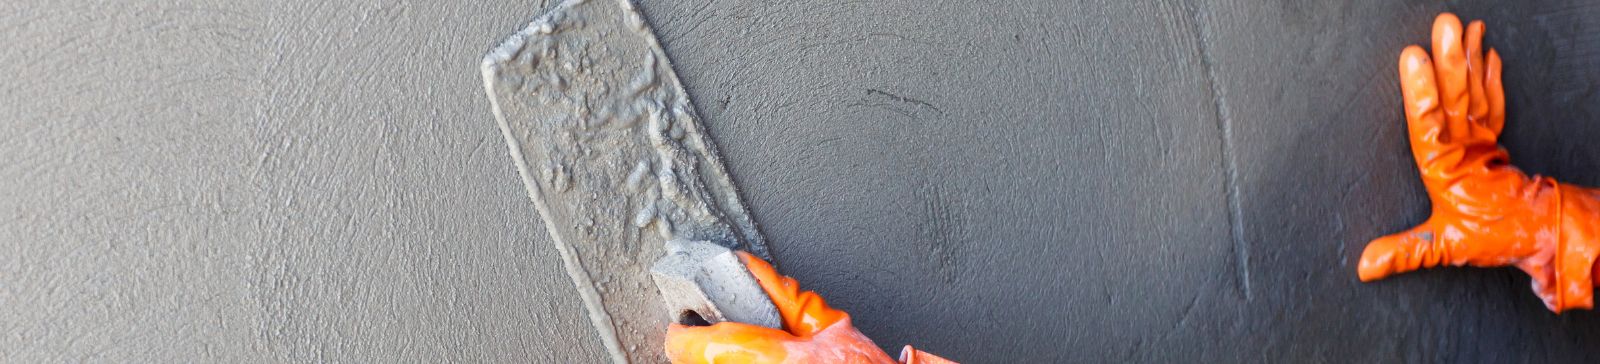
[{"xmin": 480, "ymin": 0, "xmax": 780, "ymax": 362}]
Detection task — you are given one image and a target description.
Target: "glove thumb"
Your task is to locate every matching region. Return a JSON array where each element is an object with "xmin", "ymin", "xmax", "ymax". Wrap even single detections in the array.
[
  {"xmin": 1359, "ymin": 221, "xmax": 1450, "ymax": 281},
  {"xmin": 665, "ymin": 322, "xmax": 793, "ymax": 364}
]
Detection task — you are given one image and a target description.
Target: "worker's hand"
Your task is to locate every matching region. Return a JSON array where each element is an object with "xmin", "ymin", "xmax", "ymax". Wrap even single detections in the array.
[
  {"xmin": 1358, "ymin": 13, "xmax": 1600, "ymax": 312},
  {"xmin": 663, "ymin": 252, "xmax": 955, "ymax": 364}
]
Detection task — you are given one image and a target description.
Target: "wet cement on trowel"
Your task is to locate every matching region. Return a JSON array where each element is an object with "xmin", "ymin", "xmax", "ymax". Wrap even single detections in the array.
[{"xmin": 481, "ymin": 0, "xmax": 769, "ymax": 361}]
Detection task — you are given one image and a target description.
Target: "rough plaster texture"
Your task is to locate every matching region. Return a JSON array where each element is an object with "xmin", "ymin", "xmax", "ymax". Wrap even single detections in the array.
[
  {"xmin": 7, "ymin": 0, "xmax": 1600, "ymax": 362},
  {"xmin": 482, "ymin": 0, "xmax": 774, "ymax": 360}
]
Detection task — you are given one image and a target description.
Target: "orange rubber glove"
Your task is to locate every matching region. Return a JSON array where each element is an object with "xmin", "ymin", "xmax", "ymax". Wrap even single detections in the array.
[
  {"xmin": 1358, "ymin": 13, "xmax": 1600, "ymax": 313},
  {"xmin": 664, "ymin": 252, "xmax": 955, "ymax": 363}
]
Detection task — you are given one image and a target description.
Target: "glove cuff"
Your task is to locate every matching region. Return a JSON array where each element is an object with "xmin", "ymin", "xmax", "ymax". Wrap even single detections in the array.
[{"xmin": 1548, "ymin": 183, "xmax": 1600, "ymax": 312}]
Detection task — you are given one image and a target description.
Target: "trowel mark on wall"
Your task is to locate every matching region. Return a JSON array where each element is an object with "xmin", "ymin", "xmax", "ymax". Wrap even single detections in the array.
[
  {"xmin": 856, "ymin": 86, "xmax": 965, "ymax": 283},
  {"xmin": 865, "ymin": 88, "xmax": 947, "ymax": 117},
  {"xmin": 915, "ymin": 180, "xmax": 967, "ymax": 284},
  {"xmin": 1179, "ymin": 0, "xmax": 1251, "ymax": 300}
]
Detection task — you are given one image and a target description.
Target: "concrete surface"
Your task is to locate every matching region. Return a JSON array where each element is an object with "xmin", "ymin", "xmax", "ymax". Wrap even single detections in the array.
[{"xmin": 7, "ymin": 0, "xmax": 1600, "ymax": 362}]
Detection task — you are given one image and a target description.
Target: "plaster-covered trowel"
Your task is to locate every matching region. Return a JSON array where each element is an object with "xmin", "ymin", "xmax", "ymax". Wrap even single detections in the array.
[
  {"xmin": 651, "ymin": 239, "xmax": 781, "ymax": 328},
  {"xmin": 480, "ymin": 0, "xmax": 779, "ymax": 361}
]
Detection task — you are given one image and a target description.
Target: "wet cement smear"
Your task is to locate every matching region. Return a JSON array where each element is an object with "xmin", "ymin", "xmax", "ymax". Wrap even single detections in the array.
[{"xmin": 481, "ymin": 0, "xmax": 770, "ymax": 361}]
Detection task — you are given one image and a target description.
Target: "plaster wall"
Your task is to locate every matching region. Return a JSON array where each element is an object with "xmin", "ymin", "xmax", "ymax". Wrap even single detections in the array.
[{"xmin": 7, "ymin": 0, "xmax": 1600, "ymax": 362}]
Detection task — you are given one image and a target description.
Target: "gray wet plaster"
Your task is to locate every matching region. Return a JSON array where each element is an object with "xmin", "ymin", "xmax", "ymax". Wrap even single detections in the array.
[
  {"xmin": 637, "ymin": 0, "xmax": 1600, "ymax": 361},
  {"xmin": 481, "ymin": 0, "xmax": 772, "ymax": 361},
  {"xmin": 637, "ymin": 1, "xmax": 1242, "ymax": 361}
]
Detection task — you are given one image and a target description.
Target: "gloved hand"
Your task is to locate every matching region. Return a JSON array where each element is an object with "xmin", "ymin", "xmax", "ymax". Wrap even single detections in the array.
[
  {"xmin": 1358, "ymin": 13, "xmax": 1600, "ymax": 313},
  {"xmin": 664, "ymin": 252, "xmax": 955, "ymax": 363}
]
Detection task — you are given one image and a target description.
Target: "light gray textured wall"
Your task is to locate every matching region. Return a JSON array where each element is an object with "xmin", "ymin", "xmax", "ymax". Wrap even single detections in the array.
[{"xmin": 2, "ymin": 1, "xmax": 604, "ymax": 361}]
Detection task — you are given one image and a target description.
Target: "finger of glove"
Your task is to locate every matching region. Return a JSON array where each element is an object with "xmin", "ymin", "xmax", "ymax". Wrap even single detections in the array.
[
  {"xmin": 1359, "ymin": 222, "xmax": 1450, "ymax": 282},
  {"xmin": 665, "ymin": 322, "xmax": 792, "ymax": 364},
  {"xmin": 1431, "ymin": 14, "xmax": 1473, "ymax": 141},
  {"xmin": 1399, "ymin": 46, "xmax": 1463, "ymax": 181},
  {"xmin": 900, "ymin": 346, "xmax": 960, "ymax": 364},
  {"xmin": 737, "ymin": 251, "xmax": 849, "ymax": 337},
  {"xmin": 1465, "ymin": 20, "xmax": 1490, "ymax": 129},
  {"xmin": 1486, "ymin": 48, "xmax": 1506, "ymax": 138}
]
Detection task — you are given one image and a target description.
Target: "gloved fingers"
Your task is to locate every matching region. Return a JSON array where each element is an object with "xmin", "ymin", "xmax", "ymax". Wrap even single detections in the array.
[
  {"xmin": 1430, "ymin": 13, "xmax": 1471, "ymax": 138},
  {"xmin": 1359, "ymin": 221, "xmax": 1451, "ymax": 282},
  {"xmin": 1485, "ymin": 48, "xmax": 1506, "ymax": 138},
  {"xmin": 1465, "ymin": 20, "xmax": 1489, "ymax": 127},
  {"xmin": 900, "ymin": 345, "xmax": 960, "ymax": 364},
  {"xmin": 736, "ymin": 251, "xmax": 849, "ymax": 337},
  {"xmin": 1398, "ymin": 46, "xmax": 1454, "ymax": 175},
  {"xmin": 665, "ymin": 322, "xmax": 792, "ymax": 364}
]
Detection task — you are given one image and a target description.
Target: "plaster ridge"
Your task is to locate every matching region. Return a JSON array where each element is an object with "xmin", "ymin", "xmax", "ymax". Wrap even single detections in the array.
[{"xmin": 1181, "ymin": 0, "xmax": 1251, "ymax": 300}]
